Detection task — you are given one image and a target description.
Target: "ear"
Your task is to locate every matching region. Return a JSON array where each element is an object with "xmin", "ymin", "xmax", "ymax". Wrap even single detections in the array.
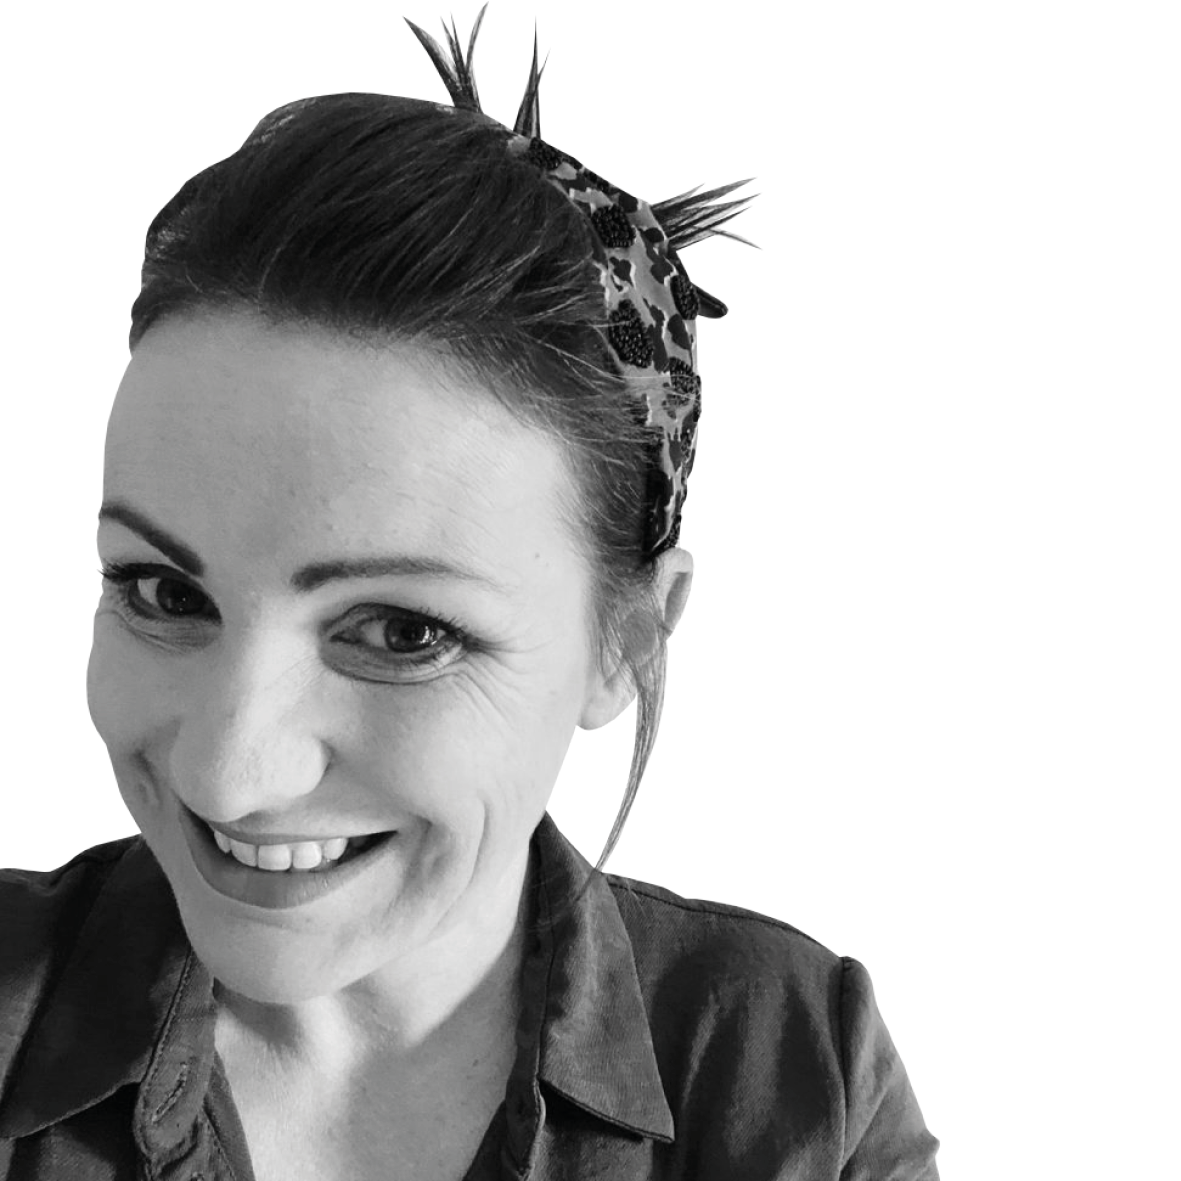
[{"xmin": 579, "ymin": 547, "xmax": 694, "ymax": 731}]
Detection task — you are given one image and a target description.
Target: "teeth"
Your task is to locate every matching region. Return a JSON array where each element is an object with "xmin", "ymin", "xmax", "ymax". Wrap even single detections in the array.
[
  {"xmin": 229, "ymin": 838, "xmax": 258, "ymax": 868},
  {"xmin": 257, "ymin": 843, "xmax": 293, "ymax": 871},
  {"xmin": 208, "ymin": 824, "xmax": 369, "ymax": 873}
]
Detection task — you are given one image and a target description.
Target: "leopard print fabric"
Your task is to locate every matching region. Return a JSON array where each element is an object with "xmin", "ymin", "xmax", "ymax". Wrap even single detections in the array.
[{"xmin": 507, "ymin": 133, "xmax": 703, "ymax": 557}]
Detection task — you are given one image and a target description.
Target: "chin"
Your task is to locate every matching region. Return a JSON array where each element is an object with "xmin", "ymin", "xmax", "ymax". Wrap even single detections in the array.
[
  {"xmin": 205, "ymin": 948, "xmax": 337, "ymax": 1006},
  {"xmin": 183, "ymin": 906, "xmax": 366, "ymax": 1004}
]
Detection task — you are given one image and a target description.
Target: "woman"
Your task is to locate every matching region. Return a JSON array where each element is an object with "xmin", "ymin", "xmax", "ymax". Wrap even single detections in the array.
[{"xmin": 0, "ymin": 11, "xmax": 939, "ymax": 1180}]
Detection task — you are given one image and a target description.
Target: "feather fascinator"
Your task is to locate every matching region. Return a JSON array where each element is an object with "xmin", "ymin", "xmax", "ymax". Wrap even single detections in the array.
[{"xmin": 405, "ymin": 5, "xmax": 754, "ymax": 554}]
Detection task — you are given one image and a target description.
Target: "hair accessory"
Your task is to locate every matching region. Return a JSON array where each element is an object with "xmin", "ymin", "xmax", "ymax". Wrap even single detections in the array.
[{"xmin": 406, "ymin": 6, "xmax": 752, "ymax": 555}]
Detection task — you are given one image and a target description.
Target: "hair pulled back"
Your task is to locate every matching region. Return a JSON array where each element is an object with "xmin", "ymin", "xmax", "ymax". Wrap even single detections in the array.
[{"xmin": 131, "ymin": 94, "xmax": 722, "ymax": 868}]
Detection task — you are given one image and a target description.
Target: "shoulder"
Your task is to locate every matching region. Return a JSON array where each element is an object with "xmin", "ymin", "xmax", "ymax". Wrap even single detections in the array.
[
  {"xmin": 604, "ymin": 870, "xmax": 848, "ymax": 1085},
  {"xmin": 0, "ymin": 838, "xmax": 142, "ymax": 1090},
  {"xmin": 603, "ymin": 872, "xmax": 941, "ymax": 1178},
  {"xmin": 0, "ymin": 836, "xmax": 140, "ymax": 953},
  {"xmin": 605, "ymin": 869, "xmax": 844, "ymax": 1002}
]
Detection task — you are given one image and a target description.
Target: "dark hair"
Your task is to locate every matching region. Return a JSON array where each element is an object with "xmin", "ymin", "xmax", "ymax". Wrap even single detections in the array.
[{"xmin": 130, "ymin": 92, "xmax": 746, "ymax": 869}]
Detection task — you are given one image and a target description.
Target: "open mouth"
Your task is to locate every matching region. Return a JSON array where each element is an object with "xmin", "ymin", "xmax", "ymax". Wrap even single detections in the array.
[
  {"xmin": 198, "ymin": 815, "xmax": 396, "ymax": 874},
  {"xmin": 330, "ymin": 832, "xmax": 390, "ymax": 863}
]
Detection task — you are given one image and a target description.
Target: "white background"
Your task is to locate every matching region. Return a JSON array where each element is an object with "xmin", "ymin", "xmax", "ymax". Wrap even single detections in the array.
[{"xmin": 2, "ymin": 2, "xmax": 1178, "ymax": 1177}]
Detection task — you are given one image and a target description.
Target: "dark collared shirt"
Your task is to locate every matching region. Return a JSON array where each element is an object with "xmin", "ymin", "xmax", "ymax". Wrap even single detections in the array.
[{"xmin": 0, "ymin": 814, "xmax": 939, "ymax": 1179}]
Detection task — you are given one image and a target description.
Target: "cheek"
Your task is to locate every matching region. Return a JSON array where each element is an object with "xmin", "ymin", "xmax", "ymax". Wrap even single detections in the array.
[
  {"xmin": 86, "ymin": 607, "xmax": 591, "ymax": 851},
  {"xmin": 87, "ymin": 617, "xmax": 146, "ymax": 753},
  {"xmin": 87, "ymin": 615, "xmax": 188, "ymax": 773},
  {"xmin": 87, "ymin": 620, "xmax": 177, "ymax": 829},
  {"xmin": 353, "ymin": 661, "xmax": 586, "ymax": 827}
]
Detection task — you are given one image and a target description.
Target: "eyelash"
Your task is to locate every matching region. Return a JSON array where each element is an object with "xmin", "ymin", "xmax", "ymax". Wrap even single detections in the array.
[{"xmin": 98, "ymin": 561, "xmax": 475, "ymax": 674}]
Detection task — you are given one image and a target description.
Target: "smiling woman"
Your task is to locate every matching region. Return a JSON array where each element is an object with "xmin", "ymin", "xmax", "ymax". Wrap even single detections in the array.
[
  {"xmin": 0, "ymin": 9, "xmax": 938, "ymax": 1181},
  {"xmin": 93, "ymin": 321, "xmax": 608, "ymax": 965}
]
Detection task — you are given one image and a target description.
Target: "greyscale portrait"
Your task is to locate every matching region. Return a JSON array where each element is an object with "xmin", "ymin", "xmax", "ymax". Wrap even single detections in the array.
[{"xmin": 4, "ymin": 2, "xmax": 1170, "ymax": 1179}]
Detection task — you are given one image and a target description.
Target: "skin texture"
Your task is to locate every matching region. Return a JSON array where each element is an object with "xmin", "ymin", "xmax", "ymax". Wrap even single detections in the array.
[{"xmin": 86, "ymin": 311, "xmax": 692, "ymax": 1092}]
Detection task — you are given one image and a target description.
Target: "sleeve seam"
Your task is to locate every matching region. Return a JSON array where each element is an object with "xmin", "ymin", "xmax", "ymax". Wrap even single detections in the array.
[
  {"xmin": 838, "ymin": 955, "xmax": 855, "ymax": 1160},
  {"xmin": 607, "ymin": 877, "xmax": 834, "ymax": 952},
  {"xmin": 0, "ymin": 843, "xmax": 129, "ymax": 887}
]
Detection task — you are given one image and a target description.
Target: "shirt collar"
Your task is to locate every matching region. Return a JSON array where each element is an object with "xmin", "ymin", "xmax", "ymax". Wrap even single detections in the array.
[
  {"xmin": 0, "ymin": 816, "xmax": 673, "ymax": 1147},
  {"xmin": 527, "ymin": 813, "xmax": 674, "ymax": 1142},
  {"xmin": 0, "ymin": 837, "xmax": 210, "ymax": 1143}
]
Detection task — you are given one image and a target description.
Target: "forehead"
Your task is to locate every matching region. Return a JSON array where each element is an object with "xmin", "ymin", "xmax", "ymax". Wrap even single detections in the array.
[{"xmin": 104, "ymin": 313, "xmax": 581, "ymax": 591}]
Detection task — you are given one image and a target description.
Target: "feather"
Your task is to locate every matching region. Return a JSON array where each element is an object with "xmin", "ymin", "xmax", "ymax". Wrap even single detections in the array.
[
  {"xmin": 693, "ymin": 286, "xmax": 730, "ymax": 319},
  {"xmin": 652, "ymin": 179, "xmax": 758, "ymax": 251},
  {"xmin": 404, "ymin": 3, "xmax": 488, "ymax": 113},
  {"xmin": 512, "ymin": 27, "xmax": 547, "ymax": 138}
]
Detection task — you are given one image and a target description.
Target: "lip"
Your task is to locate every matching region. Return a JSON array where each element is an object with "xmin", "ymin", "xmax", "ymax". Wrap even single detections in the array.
[
  {"xmin": 201, "ymin": 817, "xmax": 382, "ymax": 846},
  {"xmin": 180, "ymin": 804, "xmax": 397, "ymax": 911}
]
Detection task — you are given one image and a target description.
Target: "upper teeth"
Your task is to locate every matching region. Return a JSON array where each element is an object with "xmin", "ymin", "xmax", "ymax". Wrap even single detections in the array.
[{"xmin": 209, "ymin": 826, "xmax": 356, "ymax": 872}]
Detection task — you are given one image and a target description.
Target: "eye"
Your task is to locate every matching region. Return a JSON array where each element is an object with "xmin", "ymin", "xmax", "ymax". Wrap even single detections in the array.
[
  {"xmin": 100, "ymin": 562, "xmax": 216, "ymax": 621},
  {"xmin": 139, "ymin": 577, "xmax": 209, "ymax": 617},
  {"xmin": 330, "ymin": 604, "xmax": 469, "ymax": 678},
  {"xmin": 356, "ymin": 613, "xmax": 446, "ymax": 654}
]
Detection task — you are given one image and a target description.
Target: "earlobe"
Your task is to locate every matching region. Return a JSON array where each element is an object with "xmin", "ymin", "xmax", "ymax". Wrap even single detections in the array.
[
  {"xmin": 578, "ymin": 678, "xmax": 632, "ymax": 732},
  {"xmin": 578, "ymin": 547, "xmax": 694, "ymax": 732},
  {"xmin": 661, "ymin": 552, "xmax": 694, "ymax": 636}
]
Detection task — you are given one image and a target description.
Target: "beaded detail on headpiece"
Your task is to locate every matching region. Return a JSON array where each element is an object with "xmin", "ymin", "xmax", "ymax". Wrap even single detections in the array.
[{"xmin": 406, "ymin": 6, "xmax": 752, "ymax": 556}]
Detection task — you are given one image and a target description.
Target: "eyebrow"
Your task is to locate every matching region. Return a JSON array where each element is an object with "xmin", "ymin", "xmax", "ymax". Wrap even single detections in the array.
[
  {"xmin": 97, "ymin": 500, "xmax": 509, "ymax": 595},
  {"xmin": 99, "ymin": 502, "xmax": 204, "ymax": 576}
]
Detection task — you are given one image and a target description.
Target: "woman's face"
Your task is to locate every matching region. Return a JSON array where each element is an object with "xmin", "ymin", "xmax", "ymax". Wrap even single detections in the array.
[{"xmin": 88, "ymin": 311, "xmax": 611, "ymax": 1005}]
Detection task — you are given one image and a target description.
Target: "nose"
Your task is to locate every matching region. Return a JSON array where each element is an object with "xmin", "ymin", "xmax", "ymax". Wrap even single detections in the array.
[{"xmin": 166, "ymin": 632, "xmax": 330, "ymax": 823}]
